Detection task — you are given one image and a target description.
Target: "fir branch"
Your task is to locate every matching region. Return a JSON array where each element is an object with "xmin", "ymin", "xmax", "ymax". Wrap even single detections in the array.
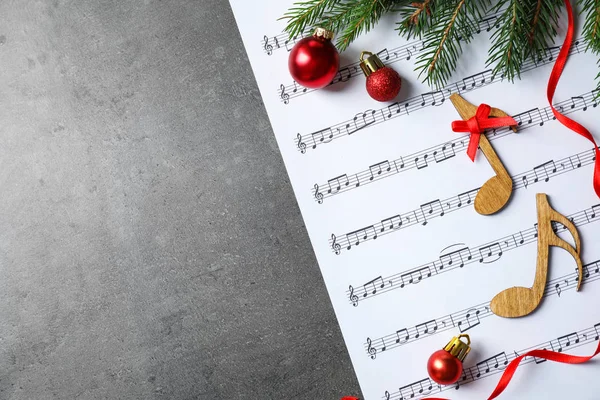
[
  {"xmin": 526, "ymin": 0, "xmax": 562, "ymax": 61},
  {"xmin": 580, "ymin": 0, "xmax": 600, "ymax": 53},
  {"xmin": 415, "ymin": 0, "xmax": 491, "ymax": 88},
  {"xmin": 395, "ymin": 0, "xmax": 435, "ymax": 39},
  {"xmin": 281, "ymin": 0, "xmax": 340, "ymax": 39},
  {"xmin": 486, "ymin": 0, "xmax": 529, "ymax": 82},
  {"xmin": 334, "ymin": 0, "xmax": 398, "ymax": 51}
]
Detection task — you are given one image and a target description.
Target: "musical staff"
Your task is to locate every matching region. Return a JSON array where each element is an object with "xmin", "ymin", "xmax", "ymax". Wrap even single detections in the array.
[
  {"xmin": 346, "ymin": 203, "xmax": 600, "ymax": 305},
  {"xmin": 332, "ymin": 146, "xmax": 598, "ymax": 254},
  {"xmin": 364, "ymin": 260, "xmax": 600, "ymax": 356},
  {"xmin": 314, "ymin": 88, "xmax": 598, "ymax": 203},
  {"xmin": 383, "ymin": 322, "xmax": 600, "ymax": 399},
  {"xmin": 295, "ymin": 39, "xmax": 584, "ymax": 152},
  {"xmin": 274, "ymin": 13, "xmax": 504, "ymax": 102}
]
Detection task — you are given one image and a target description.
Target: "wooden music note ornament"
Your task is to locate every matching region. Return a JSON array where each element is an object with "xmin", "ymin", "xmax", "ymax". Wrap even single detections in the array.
[
  {"xmin": 490, "ymin": 193, "xmax": 583, "ymax": 318},
  {"xmin": 450, "ymin": 94, "xmax": 517, "ymax": 215}
]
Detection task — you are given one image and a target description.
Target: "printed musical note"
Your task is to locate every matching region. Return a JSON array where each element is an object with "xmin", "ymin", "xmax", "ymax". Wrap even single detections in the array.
[
  {"xmin": 478, "ymin": 243, "xmax": 503, "ymax": 263},
  {"xmin": 420, "ymin": 91, "xmax": 445, "ymax": 106},
  {"xmin": 533, "ymin": 160, "xmax": 557, "ymax": 183},
  {"xmin": 400, "ymin": 267, "xmax": 432, "ymax": 287},
  {"xmin": 571, "ymin": 95, "xmax": 588, "ymax": 111},
  {"xmin": 557, "ymin": 332, "xmax": 580, "ymax": 352},
  {"xmin": 433, "ymin": 143, "xmax": 456, "ymax": 163},
  {"xmin": 415, "ymin": 320, "xmax": 438, "ymax": 338},
  {"xmin": 595, "ymin": 323, "xmax": 600, "ymax": 341},
  {"xmin": 363, "ymin": 276, "xmax": 385, "ymax": 297},
  {"xmin": 377, "ymin": 48, "xmax": 390, "ymax": 61},
  {"xmin": 439, "ymin": 246, "xmax": 472, "ymax": 269},
  {"xmin": 419, "ymin": 200, "xmax": 444, "ymax": 225},
  {"xmin": 311, "ymin": 128, "xmax": 334, "ymax": 148},
  {"xmin": 396, "ymin": 328, "xmax": 409, "ymax": 344},
  {"xmin": 415, "ymin": 154, "xmax": 429, "ymax": 169},
  {"xmin": 380, "ymin": 215, "xmax": 403, "ymax": 233},
  {"xmin": 458, "ymin": 308, "xmax": 482, "ymax": 333},
  {"xmin": 457, "ymin": 189, "xmax": 478, "ymax": 208},
  {"xmin": 385, "ymin": 102, "xmax": 402, "ymax": 118},
  {"xmin": 369, "ymin": 161, "xmax": 392, "ymax": 180},
  {"xmin": 461, "ymin": 71, "xmax": 490, "ymax": 91},
  {"xmin": 475, "ymin": 352, "xmax": 508, "ymax": 377},
  {"xmin": 348, "ymin": 110, "xmax": 377, "ymax": 135},
  {"xmin": 327, "ymin": 174, "xmax": 349, "ymax": 194}
]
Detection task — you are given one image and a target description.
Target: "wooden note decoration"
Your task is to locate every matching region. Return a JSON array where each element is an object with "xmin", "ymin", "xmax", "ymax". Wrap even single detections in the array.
[
  {"xmin": 450, "ymin": 94, "xmax": 517, "ymax": 215},
  {"xmin": 490, "ymin": 193, "xmax": 584, "ymax": 318}
]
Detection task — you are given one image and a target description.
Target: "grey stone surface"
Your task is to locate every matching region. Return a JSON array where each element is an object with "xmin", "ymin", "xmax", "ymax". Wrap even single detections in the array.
[{"xmin": 0, "ymin": 1, "xmax": 361, "ymax": 399}]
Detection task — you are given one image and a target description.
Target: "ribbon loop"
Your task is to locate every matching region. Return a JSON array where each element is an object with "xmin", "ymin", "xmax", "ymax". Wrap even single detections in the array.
[{"xmin": 451, "ymin": 103, "xmax": 517, "ymax": 162}]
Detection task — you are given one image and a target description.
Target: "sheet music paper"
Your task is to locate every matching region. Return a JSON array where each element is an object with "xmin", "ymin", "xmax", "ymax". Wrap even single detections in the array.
[{"xmin": 229, "ymin": 2, "xmax": 600, "ymax": 398}]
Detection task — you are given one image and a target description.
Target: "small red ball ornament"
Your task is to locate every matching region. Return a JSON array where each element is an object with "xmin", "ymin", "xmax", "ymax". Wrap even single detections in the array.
[
  {"xmin": 427, "ymin": 334, "xmax": 471, "ymax": 385},
  {"xmin": 360, "ymin": 51, "xmax": 402, "ymax": 102},
  {"xmin": 288, "ymin": 28, "xmax": 340, "ymax": 89}
]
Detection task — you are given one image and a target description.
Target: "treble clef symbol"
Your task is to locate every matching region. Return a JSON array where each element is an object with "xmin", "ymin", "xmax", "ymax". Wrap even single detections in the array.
[
  {"xmin": 367, "ymin": 338, "xmax": 377, "ymax": 359},
  {"xmin": 349, "ymin": 285, "xmax": 359, "ymax": 306},
  {"xmin": 263, "ymin": 35, "xmax": 273, "ymax": 55},
  {"xmin": 385, "ymin": 391, "xmax": 390, "ymax": 400},
  {"xmin": 314, "ymin": 184, "xmax": 324, "ymax": 204},
  {"xmin": 297, "ymin": 133, "xmax": 307, "ymax": 154},
  {"xmin": 331, "ymin": 234, "xmax": 341, "ymax": 255},
  {"xmin": 280, "ymin": 84, "xmax": 290, "ymax": 104}
]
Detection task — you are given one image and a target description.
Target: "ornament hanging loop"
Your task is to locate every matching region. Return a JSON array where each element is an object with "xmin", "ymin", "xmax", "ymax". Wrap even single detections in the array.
[
  {"xmin": 444, "ymin": 334, "xmax": 471, "ymax": 362},
  {"xmin": 359, "ymin": 51, "xmax": 385, "ymax": 77}
]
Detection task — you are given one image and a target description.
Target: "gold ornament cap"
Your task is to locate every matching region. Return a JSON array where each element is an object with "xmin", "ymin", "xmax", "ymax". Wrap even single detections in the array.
[
  {"xmin": 443, "ymin": 334, "xmax": 471, "ymax": 362},
  {"xmin": 360, "ymin": 51, "xmax": 385, "ymax": 77},
  {"xmin": 313, "ymin": 27, "xmax": 335, "ymax": 40}
]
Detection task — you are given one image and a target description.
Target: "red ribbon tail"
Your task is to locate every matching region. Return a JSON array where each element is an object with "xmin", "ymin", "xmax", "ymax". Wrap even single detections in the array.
[{"xmin": 466, "ymin": 134, "xmax": 479, "ymax": 162}]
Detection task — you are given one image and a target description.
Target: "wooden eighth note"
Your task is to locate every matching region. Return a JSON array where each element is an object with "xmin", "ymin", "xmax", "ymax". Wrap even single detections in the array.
[
  {"xmin": 490, "ymin": 193, "xmax": 583, "ymax": 318},
  {"xmin": 450, "ymin": 94, "xmax": 517, "ymax": 215}
]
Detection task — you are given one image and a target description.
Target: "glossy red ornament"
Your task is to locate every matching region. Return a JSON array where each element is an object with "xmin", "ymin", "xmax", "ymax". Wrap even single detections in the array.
[
  {"xmin": 360, "ymin": 51, "xmax": 402, "ymax": 102},
  {"xmin": 427, "ymin": 349, "xmax": 463, "ymax": 385},
  {"xmin": 288, "ymin": 28, "xmax": 339, "ymax": 89},
  {"xmin": 427, "ymin": 334, "xmax": 471, "ymax": 385}
]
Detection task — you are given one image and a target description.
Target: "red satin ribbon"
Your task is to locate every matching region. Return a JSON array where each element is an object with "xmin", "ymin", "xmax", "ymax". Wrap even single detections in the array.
[
  {"xmin": 451, "ymin": 104, "xmax": 517, "ymax": 162},
  {"xmin": 548, "ymin": 0, "xmax": 600, "ymax": 199}
]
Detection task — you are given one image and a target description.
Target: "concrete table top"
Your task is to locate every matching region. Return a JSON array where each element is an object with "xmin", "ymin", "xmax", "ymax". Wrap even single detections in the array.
[{"xmin": 0, "ymin": 1, "xmax": 360, "ymax": 399}]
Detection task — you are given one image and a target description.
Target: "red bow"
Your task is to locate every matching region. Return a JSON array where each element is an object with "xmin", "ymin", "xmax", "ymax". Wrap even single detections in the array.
[{"xmin": 451, "ymin": 104, "xmax": 517, "ymax": 162}]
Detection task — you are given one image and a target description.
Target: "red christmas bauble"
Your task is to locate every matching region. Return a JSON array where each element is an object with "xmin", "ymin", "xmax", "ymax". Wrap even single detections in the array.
[
  {"xmin": 427, "ymin": 349, "xmax": 463, "ymax": 385},
  {"xmin": 288, "ymin": 28, "xmax": 340, "ymax": 89},
  {"xmin": 366, "ymin": 67, "xmax": 402, "ymax": 102}
]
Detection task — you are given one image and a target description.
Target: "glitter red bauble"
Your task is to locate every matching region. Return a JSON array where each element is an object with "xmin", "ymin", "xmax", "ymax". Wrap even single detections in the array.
[
  {"xmin": 366, "ymin": 67, "xmax": 402, "ymax": 102},
  {"xmin": 288, "ymin": 32, "xmax": 340, "ymax": 89},
  {"xmin": 427, "ymin": 349, "xmax": 464, "ymax": 385}
]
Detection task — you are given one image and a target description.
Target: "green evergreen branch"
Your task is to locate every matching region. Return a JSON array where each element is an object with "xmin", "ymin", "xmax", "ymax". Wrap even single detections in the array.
[
  {"xmin": 415, "ymin": 0, "xmax": 490, "ymax": 88},
  {"xmin": 487, "ymin": 1, "xmax": 529, "ymax": 82},
  {"xmin": 395, "ymin": 0, "xmax": 436, "ymax": 39},
  {"xmin": 526, "ymin": 0, "xmax": 562, "ymax": 61},
  {"xmin": 334, "ymin": 0, "xmax": 399, "ymax": 50},
  {"xmin": 282, "ymin": 0, "xmax": 600, "ymax": 89},
  {"xmin": 580, "ymin": 0, "xmax": 600, "ymax": 52},
  {"xmin": 281, "ymin": 0, "xmax": 341, "ymax": 39}
]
